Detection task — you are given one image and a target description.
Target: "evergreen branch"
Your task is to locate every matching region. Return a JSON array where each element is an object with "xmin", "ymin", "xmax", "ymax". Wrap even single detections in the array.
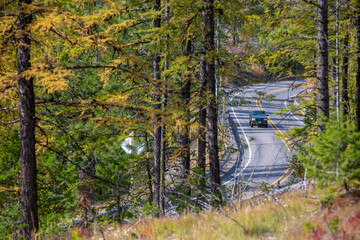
[
  {"xmin": 0, "ymin": 20, "xmax": 17, "ymax": 46},
  {"xmin": 0, "ymin": 85, "xmax": 16, "ymax": 93},
  {"xmin": 275, "ymin": 36, "xmax": 317, "ymax": 46},
  {"xmin": 129, "ymin": 7, "xmax": 151, "ymax": 11},
  {"xmin": 65, "ymin": 65, "xmax": 116, "ymax": 70},
  {"xmin": 36, "ymin": 117, "xmax": 128, "ymax": 189},
  {"xmin": 28, "ymin": 36, "xmax": 49, "ymax": 58},
  {"xmin": 35, "ymin": 96, "xmax": 144, "ymax": 111},
  {"xmin": 0, "ymin": 13, "xmax": 16, "ymax": 17},
  {"xmin": 36, "ymin": 141, "xmax": 117, "ymax": 187},
  {"xmin": 64, "ymin": 65, "xmax": 150, "ymax": 82},
  {"xmin": 301, "ymin": 0, "xmax": 320, "ymax": 8},
  {"xmin": 49, "ymin": 26, "xmax": 75, "ymax": 45},
  {"xmin": 0, "ymin": 119, "xmax": 19, "ymax": 126},
  {"xmin": 267, "ymin": 0, "xmax": 319, "ymax": 8},
  {"xmin": 35, "ymin": 111, "xmax": 73, "ymax": 119},
  {"xmin": 263, "ymin": 13, "xmax": 308, "ymax": 24},
  {"xmin": 0, "ymin": 0, "xmax": 16, "ymax": 11},
  {"xmin": 0, "ymin": 32, "xmax": 15, "ymax": 46},
  {"xmin": 37, "ymin": 117, "xmax": 92, "ymax": 162},
  {"xmin": 124, "ymin": 83, "xmax": 150, "ymax": 92},
  {"xmin": 277, "ymin": 73, "xmax": 315, "ymax": 81},
  {"xmin": 115, "ymin": 19, "xmax": 151, "ymax": 32}
]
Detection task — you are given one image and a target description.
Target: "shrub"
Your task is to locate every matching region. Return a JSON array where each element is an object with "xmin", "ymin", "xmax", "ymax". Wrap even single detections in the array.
[{"xmin": 298, "ymin": 119, "xmax": 360, "ymax": 191}]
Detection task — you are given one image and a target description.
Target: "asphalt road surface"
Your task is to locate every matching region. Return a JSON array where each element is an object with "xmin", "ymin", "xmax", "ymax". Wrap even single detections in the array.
[{"xmin": 221, "ymin": 80, "xmax": 306, "ymax": 199}]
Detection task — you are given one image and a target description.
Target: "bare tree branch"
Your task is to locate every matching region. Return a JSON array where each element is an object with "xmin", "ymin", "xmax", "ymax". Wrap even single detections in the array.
[
  {"xmin": 0, "ymin": 119, "xmax": 19, "ymax": 126},
  {"xmin": 302, "ymin": 0, "xmax": 320, "ymax": 8},
  {"xmin": 0, "ymin": 105, "xmax": 18, "ymax": 112}
]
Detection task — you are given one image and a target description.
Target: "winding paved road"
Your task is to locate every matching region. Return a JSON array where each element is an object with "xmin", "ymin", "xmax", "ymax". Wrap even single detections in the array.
[{"xmin": 221, "ymin": 80, "xmax": 305, "ymax": 199}]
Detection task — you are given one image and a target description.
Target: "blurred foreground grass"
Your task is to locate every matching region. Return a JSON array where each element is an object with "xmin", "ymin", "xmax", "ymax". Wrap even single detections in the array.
[{"xmin": 65, "ymin": 186, "xmax": 360, "ymax": 240}]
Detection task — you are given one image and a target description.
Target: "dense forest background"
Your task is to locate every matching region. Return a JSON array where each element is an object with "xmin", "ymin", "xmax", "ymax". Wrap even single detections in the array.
[{"xmin": 1, "ymin": 0, "xmax": 360, "ymax": 239}]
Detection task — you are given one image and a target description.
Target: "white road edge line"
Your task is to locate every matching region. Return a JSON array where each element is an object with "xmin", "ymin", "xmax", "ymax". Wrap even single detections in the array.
[
  {"xmin": 284, "ymin": 97, "xmax": 304, "ymax": 126},
  {"xmin": 223, "ymin": 91, "xmax": 253, "ymax": 186}
]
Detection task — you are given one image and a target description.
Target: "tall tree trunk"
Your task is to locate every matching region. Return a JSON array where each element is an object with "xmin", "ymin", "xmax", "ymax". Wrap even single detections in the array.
[
  {"xmin": 356, "ymin": 6, "xmax": 360, "ymax": 131},
  {"xmin": 152, "ymin": 0, "xmax": 161, "ymax": 214},
  {"xmin": 198, "ymin": 59, "xmax": 206, "ymax": 173},
  {"xmin": 17, "ymin": 0, "xmax": 39, "ymax": 239},
  {"xmin": 203, "ymin": 0, "xmax": 221, "ymax": 199},
  {"xmin": 180, "ymin": 38, "xmax": 192, "ymax": 187},
  {"xmin": 342, "ymin": 33, "xmax": 349, "ymax": 118},
  {"xmin": 77, "ymin": 154, "xmax": 96, "ymax": 228},
  {"xmin": 316, "ymin": 0, "xmax": 330, "ymax": 131},
  {"xmin": 159, "ymin": 0, "xmax": 169, "ymax": 216}
]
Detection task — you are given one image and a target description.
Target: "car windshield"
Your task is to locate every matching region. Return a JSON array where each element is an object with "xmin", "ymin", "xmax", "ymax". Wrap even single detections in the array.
[{"xmin": 252, "ymin": 111, "xmax": 266, "ymax": 116}]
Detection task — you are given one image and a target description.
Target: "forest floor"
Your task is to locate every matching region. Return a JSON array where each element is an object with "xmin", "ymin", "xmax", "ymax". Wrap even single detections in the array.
[{"xmin": 65, "ymin": 185, "xmax": 360, "ymax": 240}]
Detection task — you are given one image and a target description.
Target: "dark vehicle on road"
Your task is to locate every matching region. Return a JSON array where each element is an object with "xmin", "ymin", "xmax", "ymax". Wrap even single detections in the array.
[{"xmin": 249, "ymin": 110, "xmax": 268, "ymax": 128}]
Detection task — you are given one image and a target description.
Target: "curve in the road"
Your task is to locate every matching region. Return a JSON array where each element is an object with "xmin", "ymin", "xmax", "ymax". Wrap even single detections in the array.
[
  {"xmin": 223, "ymin": 90, "xmax": 253, "ymax": 186},
  {"xmin": 246, "ymin": 87, "xmax": 298, "ymax": 199}
]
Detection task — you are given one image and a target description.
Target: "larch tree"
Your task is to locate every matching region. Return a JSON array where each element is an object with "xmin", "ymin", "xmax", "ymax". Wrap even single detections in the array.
[
  {"xmin": 160, "ymin": 0, "xmax": 170, "ymax": 216},
  {"xmin": 198, "ymin": 0, "xmax": 208, "ymax": 189},
  {"xmin": 317, "ymin": 0, "xmax": 330, "ymax": 131},
  {"xmin": 202, "ymin": 0, "xmax": 221, "ymax": 200},
  {"xmin": 180, "ymin": 37, "xmax": 192, "ymax": 188},
  {"xmin": 1, "ymin": 0, "xmax": 157, "ymax": 234},
  {"xmin": 17, "ymin": 0, "xmax": 39, "ymax": 238},
  {"xmin": 152, "ymin": 0, "xmax": 162, "ymax": 215},
  {"xmin": 339, "ymin": 0, "xmax": 350, "ymax": 119},
  {"xmin": 198, "ymin": 41, "xmax": 207, "ymax": 176},
  {"xmin": 342, "ymin": 29, "xmax": 350, "ymax": 118},
  {"xmin": 356, "ymin": 1, "xmax": 360, "ymax": 132}
]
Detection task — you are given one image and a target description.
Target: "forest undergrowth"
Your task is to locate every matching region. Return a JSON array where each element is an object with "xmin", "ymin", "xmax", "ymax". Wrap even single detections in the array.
[{"xmin": 54, "ymin": 186, "xmax": 360, "ymax": 240}]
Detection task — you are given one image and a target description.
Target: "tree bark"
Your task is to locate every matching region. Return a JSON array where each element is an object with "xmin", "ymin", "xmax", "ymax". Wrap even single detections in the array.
[
  {"xmin": 152, "ymin": 0, "xmax": 161, "ymax": 215},
  {"xmin": 17, "ymin": 0, "xmax": 39, "ymax": 239},
  {"xmin": 159, "ymin": 0, "xmax": 169, "ymax": 216},
  {"xmin": 316, "ymin": 0, "xmax": 330, "ymax": 131},
  {"xmin": 198, "ymin": 58, "xmax": 206, "ymax": 173},
  {"xmin": 145, "ymin": 132, "xmax": 153, "ymax": 204},
  {"xmin": 356, "ymin": 7, "xmax": 360, "ymax": 131},
  {"xmin": 180, "ymin": 39, "xmax": 192, "ymax": 186},
  {"xmin": 203, "ymin": 0, "xmax": 221, "ymax": 199}
]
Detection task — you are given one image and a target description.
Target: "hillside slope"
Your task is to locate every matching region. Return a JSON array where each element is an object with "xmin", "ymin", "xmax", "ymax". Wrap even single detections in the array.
[{"xmin": 66, "ymin": 185, "xmax": 360, "ymax": 240}]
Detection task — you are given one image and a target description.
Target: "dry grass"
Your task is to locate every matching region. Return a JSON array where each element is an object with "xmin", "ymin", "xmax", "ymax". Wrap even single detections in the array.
[
  {"xmin": 65, "ymin": 187, "xmax": 360, "ymax": 240},
  {"xmin": 248, "ymin": 63, "xmax": 265, "ymax": 78}
]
